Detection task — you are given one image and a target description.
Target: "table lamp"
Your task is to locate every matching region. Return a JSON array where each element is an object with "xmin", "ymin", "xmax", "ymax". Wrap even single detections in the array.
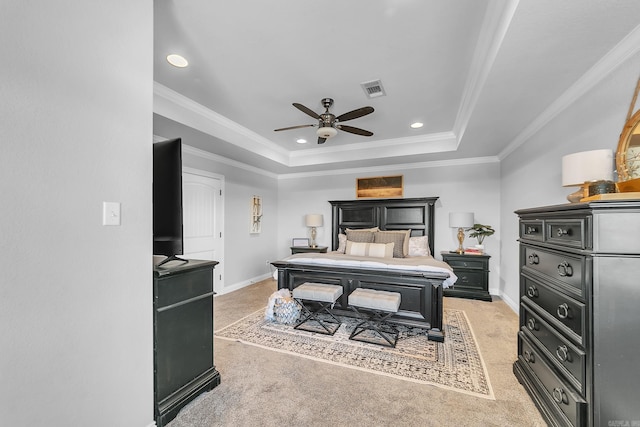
[
  {"xmin": 305, "ymin": 214, "xmax": 323, "ymax": 248},
  {"xmin": 449, "ymin": 212, "xmax": 474, "ymax": 254},
  {"xmin": 562, "ymin": 149, "xmax": 614, "ymax": 203}
]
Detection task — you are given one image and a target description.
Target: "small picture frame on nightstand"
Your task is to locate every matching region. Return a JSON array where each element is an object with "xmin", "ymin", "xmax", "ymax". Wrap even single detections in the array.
[{"xmin": 292, "ymin": 238, "xmax": 309, "ymax": 247}]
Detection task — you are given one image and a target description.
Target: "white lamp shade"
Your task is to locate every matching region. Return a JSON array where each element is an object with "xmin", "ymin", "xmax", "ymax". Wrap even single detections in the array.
[
  {"xmin": 317, "ymin": 127, "xmax": 338, "ymax": 139},
  {"xmin": 449, "ymin": 212, "xmax": 474, "ymax": 228},
  {"xmin": 562, "ymin": 149, "xmax": 613, "ymax": 187},
  {"xmin": 305, "ymin": 214, "xmax": 323, "ymax": 227}
]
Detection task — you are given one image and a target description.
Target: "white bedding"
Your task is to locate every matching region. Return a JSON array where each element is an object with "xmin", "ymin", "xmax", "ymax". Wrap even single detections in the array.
[{"xmin": 273, "ymin": 252, "xmax": 457, "ymax": 288}]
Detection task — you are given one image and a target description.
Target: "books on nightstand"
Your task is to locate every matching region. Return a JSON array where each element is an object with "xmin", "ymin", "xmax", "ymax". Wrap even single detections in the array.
[{"xmin": 464, "ymin": 247, "xmax": 484, "ymax": 255}]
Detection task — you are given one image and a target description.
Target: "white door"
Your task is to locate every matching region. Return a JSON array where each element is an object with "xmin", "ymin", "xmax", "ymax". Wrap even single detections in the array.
[{"xmin": 182, "ymin": 170, "xmax": 224, "ymax": 293}]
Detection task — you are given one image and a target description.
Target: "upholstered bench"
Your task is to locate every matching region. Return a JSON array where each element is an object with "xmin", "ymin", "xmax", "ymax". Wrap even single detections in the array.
[
  {"xmin": 292, "ymin": 282, "xmax": 343, "ymax": 335},
  {"xmin": 348, "ymin": 288, "xmax": 401, "ymax": 347}
]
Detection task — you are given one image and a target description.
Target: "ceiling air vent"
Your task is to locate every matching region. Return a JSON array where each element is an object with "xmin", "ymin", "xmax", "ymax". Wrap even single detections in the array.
[{"xmin": 360, "ymin": 79, "xmax": 386, "ymax": 98}]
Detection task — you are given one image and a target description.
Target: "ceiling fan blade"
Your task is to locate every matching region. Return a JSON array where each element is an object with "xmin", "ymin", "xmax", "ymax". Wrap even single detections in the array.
[
  {"xmin": 336, "ymin": 106, "xmax": 374, "ymax": 122},
  {"xmin": 293, "ymin": 103, "xmax": 321, "ymax": 120},
  {"xmin": 337, "ymin": 124, "xmax": 373, "ymax": 137},
  {"xmin": 274, "ymin": 124, "xmax": 315, "ymax": 132},
  {"xmin": 317, "ymin": 137, "xmax": 327, "ymax": 144}
]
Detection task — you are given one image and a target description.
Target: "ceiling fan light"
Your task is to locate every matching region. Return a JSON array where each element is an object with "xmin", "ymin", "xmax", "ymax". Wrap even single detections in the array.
[{"xmin": 317, "ymin": 127, "xmax": 338, "ymax": 139}]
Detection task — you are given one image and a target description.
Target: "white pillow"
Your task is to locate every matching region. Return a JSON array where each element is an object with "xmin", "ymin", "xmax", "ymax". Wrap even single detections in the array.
[
  {"xmin": 337, "ymin": 233, "xmax": 347, "ymax": 253},
  {"xmin": 345, "ymin": 241, "xmax": 394, "ymax": 258},
  {"xmin": 408, "ymin": 235, "xmax": 431, "ymax": 257}
]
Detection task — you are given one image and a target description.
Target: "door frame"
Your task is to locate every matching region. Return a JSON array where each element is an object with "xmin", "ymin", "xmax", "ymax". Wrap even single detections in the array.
[{"xmin": 183, "ymin": 166, "xmax": 225, "ymax": 294}]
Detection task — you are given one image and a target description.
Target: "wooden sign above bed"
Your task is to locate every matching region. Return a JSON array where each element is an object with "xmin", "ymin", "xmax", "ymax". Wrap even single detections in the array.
[{"xmin": 329, "ymin": 197, "xmax": 438, "ymax": 255}]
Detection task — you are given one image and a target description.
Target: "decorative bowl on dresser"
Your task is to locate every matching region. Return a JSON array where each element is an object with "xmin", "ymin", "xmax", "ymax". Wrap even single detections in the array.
[{"xmin": 513, "ymin": 201, "xmax": 640, "ymax": 427}]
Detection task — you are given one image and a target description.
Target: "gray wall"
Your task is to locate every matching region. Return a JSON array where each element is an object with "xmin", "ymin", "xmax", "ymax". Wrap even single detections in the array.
[
  {"xmin": 500, "ymin": 53, "xmax": 640, "ymax": 309},
  {"xmin": 277, "ymin": 161, "xmax": 503, "ymax": 294},
  {"xmin": 1, "ymin": 2, "xmax": 153, "ymax": 427}
]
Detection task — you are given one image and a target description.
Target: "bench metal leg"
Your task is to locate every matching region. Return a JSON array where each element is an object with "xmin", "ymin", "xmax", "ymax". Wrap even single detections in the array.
[
  {"xmin": 348, "ymin": 306, "xmax": 399, "ymax": 347},
  {"xmin": 294, "ymin": 299, "xmax": 341, "ymax": 335}
]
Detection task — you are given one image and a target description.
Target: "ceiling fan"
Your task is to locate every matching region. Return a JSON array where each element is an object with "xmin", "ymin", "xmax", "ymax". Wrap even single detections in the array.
[{"xmin": 274, "ymin": 98, "xmax": 374, "ymax": 144}]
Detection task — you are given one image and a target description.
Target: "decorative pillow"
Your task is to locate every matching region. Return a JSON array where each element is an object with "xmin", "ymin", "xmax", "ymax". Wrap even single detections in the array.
[
  {"xmin": 337, "ymin": 233, "xmax": 347, "ymax": 253},
  {"xmin": 345, "ymin": 241, "xmax": 394, "ymax": 258},
  {"xmin": 346, "ymin": 229, "xmax": 376, "ymax": 243},
  {"xmin": 408, "ymin": 235, "xmax": 431, "ymax": 257},
  {"xmin": 374, "ymin": 230, "xmax": 411, "ymax": 258}
]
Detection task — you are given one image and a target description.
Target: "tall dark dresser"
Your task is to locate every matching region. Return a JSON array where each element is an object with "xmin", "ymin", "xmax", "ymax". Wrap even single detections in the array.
[
  {"xmin": 513, "ymin": 201, "xmax": 640, "ymax": 427},
  {"xmin": 153, "ymin": 259, "xmax": 220, "ymax": 427}
]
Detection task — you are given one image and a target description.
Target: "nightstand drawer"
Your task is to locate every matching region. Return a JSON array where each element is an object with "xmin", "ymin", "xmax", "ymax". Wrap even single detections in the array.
[
  {"xmin": 445, "ymin": 258, "xmax": 487, "ymax": 270},
  {"xmin": 454, "ymin": 270, "xmax": 486, "ymax": 289}
]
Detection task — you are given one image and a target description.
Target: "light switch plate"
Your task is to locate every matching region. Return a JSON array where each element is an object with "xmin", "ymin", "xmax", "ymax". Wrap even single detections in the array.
[{"xmin": 103, "ymin": 202, "xmax": 121, "ymax": 226}]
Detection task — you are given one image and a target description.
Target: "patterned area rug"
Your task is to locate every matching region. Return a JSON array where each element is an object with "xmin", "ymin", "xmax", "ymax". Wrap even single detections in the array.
[{"xmin": 215, "ymin": 308, "xmax": 494, "ymax": 399}]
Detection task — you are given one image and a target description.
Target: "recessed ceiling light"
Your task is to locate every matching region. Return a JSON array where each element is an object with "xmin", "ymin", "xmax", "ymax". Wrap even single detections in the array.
[
  {"xmin": 411, "ymin": 122, "xmax": 424, "ymax": 129},
  {"xmin": 166, "ymin": 54, "xmax": 188, "ymax": 68},
  {"xmin": 296, "ymin": 138, "xmax": 307, "ymax": 144}
]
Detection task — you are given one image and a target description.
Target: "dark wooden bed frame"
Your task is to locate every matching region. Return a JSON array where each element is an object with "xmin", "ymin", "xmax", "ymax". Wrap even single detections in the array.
[{"xmin": 273, "ymin": 197, "xmax": 446, "ymax": 341}]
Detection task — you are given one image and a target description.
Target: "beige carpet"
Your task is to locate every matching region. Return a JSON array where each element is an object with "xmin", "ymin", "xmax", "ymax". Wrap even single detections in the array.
[
  {"xmin": 168, "ymin": 279, "xmax": 546, "ymax": 427},
  {"xmin": 216, "ymin": 308, "xmax": 493, "ymax": 399}
]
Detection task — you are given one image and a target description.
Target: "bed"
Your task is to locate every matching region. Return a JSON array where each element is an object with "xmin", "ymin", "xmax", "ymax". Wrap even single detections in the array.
[{"xmin": 272, "ymin": 197, "xmax": 456, "ymax": 341}]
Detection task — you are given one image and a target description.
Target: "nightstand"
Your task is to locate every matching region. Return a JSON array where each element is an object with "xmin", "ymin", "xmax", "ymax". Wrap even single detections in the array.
[
  {"xmin": 290, "ymin": 246, "xmax": 328, "ymax": 255},
  {"xmin": 441, "ymin": 252, "xmax": 491, "ymax": 301}
]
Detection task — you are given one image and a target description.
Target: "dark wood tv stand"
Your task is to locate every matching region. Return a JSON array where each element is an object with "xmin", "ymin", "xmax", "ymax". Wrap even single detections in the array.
[{"xmin": 153, "ymin": 259, "xmax": 220, "ymax": 426}]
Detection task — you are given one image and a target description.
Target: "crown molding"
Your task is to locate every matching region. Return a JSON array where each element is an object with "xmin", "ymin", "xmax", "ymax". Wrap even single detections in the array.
[
  {"xmin": 454, "ymin": 0, "xmax": 519, "ymax": 144},
  {"xmin": 181, "ymin": 144, "xmax": 279, "ymax": 179},
  {"xmin": 278, "ymin": 156, "xmax": 500, "ymax": 180},
  {"xmin": 498, "ymin": 23, "xmax": 640, "ymax": 161},
  {"xmin": 153, "ymin": 82, "xmax": 290, "ymax": 165}
]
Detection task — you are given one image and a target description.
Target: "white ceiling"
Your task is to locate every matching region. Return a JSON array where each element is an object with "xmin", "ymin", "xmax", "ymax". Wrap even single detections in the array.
[{"xmin": 153, "ymin": 0, "xmax": 640, "ymax": 175}]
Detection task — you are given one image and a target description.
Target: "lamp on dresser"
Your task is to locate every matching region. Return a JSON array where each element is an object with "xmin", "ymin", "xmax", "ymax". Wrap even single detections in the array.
[
  {"xmin": 449, "ymin": 212, "xmax": 474, "ymax": 254},
  {"xmin": 305, "ymin": 214, "xmax": 323, "ymax": 248},
  {"xmin": 562, "ymin": 149, "xmax": 614, "ymax": 203}
]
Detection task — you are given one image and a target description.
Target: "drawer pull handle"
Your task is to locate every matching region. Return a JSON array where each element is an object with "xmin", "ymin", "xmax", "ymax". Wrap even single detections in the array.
[
  {"xmin": 526, "ymin": 286, "xmax": 538, "ymax": 298},
  {"xmin": 556, "ymin": 345, "xmax": 569, "ymax": 362},
  {"xmin": 528, "ymin": 253, "xmax": 540, "ymax": 265},
  {"xmin": 557, "ymin": 303, "xmax": 570, "ymax": 319},
  {"xmin": 527, "ymin": 318, "xmax": 537, "ymax": 331},
  {"xmin": 557, "ymin": 261, "xmax": 573, "ymax": 277},
  {"xmin": 523, "ymin": 350, "xmax": 535, "ymax": 363},
  {"xmin": 552, "ymin": 387, "xmax": 567, "ymax": 405},
  {"xmin": 526, "ymin": 226, "xmax": 538, "ymax": 234},
  {"xmin": 556, "ymin": 228, "xmax": 570, "ymax": 237}
]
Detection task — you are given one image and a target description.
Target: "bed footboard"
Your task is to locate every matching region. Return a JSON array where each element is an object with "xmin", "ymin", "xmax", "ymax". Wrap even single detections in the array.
[{"xmin": 272, "ymin": 261, "xmax": 446, "ymax": 341}]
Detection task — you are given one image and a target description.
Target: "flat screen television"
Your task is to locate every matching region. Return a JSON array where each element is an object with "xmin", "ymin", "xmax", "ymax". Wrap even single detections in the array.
[{"xmin": 153, "ymin": 138, "xmax": 187, "ymax": 266}]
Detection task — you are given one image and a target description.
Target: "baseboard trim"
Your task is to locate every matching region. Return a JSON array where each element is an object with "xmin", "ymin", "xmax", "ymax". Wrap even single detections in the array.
[{"xmin": 217, "ymin": 273, "xmax": 272, "ymax": 295}]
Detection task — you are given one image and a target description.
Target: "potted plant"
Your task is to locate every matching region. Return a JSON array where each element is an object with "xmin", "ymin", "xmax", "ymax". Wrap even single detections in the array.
[{"xmin": 467, "ymin": 223, "xmax": 495, "ymax": 251}]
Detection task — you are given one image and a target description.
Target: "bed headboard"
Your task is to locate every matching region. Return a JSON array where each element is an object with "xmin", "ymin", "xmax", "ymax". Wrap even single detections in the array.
[{"xmin": 329, "ymin": 197, "xmax": 438, "ymax": 255}]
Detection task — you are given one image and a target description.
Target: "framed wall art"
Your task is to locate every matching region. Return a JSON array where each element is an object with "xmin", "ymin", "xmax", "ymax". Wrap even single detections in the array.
[
  {"xmin": 250, "ymin": 195, "xmax": 262, "ymax": 234},
  {"xmin": 356, "ymin": 175, "xmax": 403, "ymax": 199}
]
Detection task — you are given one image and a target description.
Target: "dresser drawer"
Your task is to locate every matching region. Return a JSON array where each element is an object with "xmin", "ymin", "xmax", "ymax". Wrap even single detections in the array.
[
  {"xmin": 521, "ymin": 275, "xmax": 585, "ymax": 346},
  {"xmin": 520, "ymin": 220, "xmax": 543, "ymax": 242},
  {"xmin": 545, "ymin": 218, "xmax": 588, "ymax": 249},
  {"xmin": 521, "ymin": 245, "xmax": 586, "ymax": 300},
  {"xmin": 519, "ymin": 332, "xmax": 586, "ymax": 427},
  {"xmin": 521, "ymin": 305, "xmax": 586, "ymax": 394}
]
